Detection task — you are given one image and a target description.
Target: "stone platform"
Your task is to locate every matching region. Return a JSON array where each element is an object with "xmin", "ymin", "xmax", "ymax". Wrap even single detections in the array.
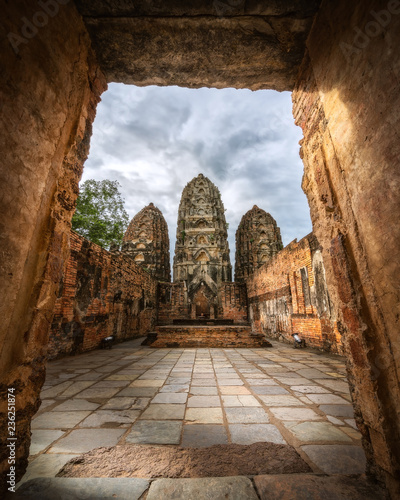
[{"xmin": 146, "ymin": 325, "xmax": 272, "ymax": 348}]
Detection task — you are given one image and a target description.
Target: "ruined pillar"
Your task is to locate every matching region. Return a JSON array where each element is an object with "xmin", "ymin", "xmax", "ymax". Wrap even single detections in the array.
[
  {"xmin": 293, "ymin": 0, "xmax": 400, "ymax": 494},
  {"xmin": 0, "ymin": 0, "xmax": 106, "ymax": 491}
]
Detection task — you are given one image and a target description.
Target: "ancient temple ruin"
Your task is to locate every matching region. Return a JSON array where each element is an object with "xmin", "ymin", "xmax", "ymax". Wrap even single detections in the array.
[
  {"xmin": 235, "ymin": 205, "xmax": 283, "ymax": 282},
  {"xmin": 173, "ymin": 174, "xmax": 232, "ymax": 319},
  {"xmin": 47, "ymin": 173, "xmax": 340, "ymax": 352},
  {"xmin": 2, "ymin": 1, "xmax": 400, "ymax": 495},
  {"xmin": 122, "ymin": 202, "xmax": 171, "ymax": 282}
]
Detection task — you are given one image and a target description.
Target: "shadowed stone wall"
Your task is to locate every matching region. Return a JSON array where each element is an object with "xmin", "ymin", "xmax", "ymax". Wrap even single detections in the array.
[
  {"xmin": 293, "ymin": 0, "xmax": 400, "ymax": 492},
  {"xmin": 0, "ymin": 0, "xmax": 106, "ymax": 491}
]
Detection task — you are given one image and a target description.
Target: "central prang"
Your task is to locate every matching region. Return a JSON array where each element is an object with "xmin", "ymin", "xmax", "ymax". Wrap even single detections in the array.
[{"xmin": 173, "ymin": 173, "xmax": 232, "ymax": 319}]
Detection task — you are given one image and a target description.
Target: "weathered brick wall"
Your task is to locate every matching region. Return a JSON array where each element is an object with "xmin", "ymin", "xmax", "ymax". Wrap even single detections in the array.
[
  {"xmin": 218, "ymin": 283, "xmax": 248, "ymax": 322},
  {"xmin": 157, "ymin": 282, "xmax": 190, "ymax": 324},
  {"xmin": 48, "ymin": 231, "xmax": 157, "ymax": 358},
  {"xmin": 152, "ymin": 325, "xmax": 270, "ymax": 348},
  {"xmin": 247, "ymin": 233, "xmax": 342, "ymax": 353}
]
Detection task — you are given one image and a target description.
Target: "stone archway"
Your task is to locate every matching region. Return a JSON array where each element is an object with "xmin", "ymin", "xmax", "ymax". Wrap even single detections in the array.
[{"xmin": 1, "ymin": 0, "xmax": 399, "ymax": 496}]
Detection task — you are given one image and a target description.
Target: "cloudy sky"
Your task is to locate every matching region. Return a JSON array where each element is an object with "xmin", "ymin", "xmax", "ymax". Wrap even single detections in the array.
[{"xmin": 82, "ymin": 83, "xmax": 312, "ymax": 266}]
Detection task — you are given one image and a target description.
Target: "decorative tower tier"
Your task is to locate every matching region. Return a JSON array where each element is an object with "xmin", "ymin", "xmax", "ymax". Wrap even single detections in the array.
[
  {"xmin": 173, "ymin": 174, "xmax": 232, "ymax": 318},
  {"xmin": 235, "ymin": 205, "xmax": 283, "ymax": 282},
  {"xmin": 122, "ymin": 203, "xmax": 171, "ymax": 282}
]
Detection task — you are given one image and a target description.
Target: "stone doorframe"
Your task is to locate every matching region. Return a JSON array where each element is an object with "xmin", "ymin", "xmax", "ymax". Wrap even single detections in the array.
[{"xmin": 0, "ymin": 0, "xmax": 399, "ymax": 496}]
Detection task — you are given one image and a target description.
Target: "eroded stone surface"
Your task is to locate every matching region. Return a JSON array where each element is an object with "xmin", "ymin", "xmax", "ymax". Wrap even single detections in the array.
[{"xmin": 146, "ymin": 477, "xmax": 259, "ymax": 500}]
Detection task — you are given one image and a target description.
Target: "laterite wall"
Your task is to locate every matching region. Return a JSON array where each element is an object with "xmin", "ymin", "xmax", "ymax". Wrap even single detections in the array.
[{"xmin": 48, "ymin": 232, "xmax": 157, "ymax": 358}]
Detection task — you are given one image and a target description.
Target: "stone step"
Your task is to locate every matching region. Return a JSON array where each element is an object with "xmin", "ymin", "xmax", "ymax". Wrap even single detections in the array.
[
  {"xmin": 12, "ymin": 475, "xmax": 387, "ymax": 500},
  {"xmin": 146, "ymin": 325, "xmax": 272, "ymax": 348}
]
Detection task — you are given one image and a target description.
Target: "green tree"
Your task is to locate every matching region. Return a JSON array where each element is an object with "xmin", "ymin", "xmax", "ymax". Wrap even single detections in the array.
[{"xmin": 72, "ymin": 179, "xmax": 129, "ymax": 249}]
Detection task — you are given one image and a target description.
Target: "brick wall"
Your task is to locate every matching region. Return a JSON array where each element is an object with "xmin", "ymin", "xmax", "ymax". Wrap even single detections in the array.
[
  {"xmin": 48, "ymin": 231, "xmax": 157, "ymax": 358},
  {"xmin": 247, "ymin": 233, "xmax": 342, "ymax": 353},
  {"xmin": 157, "ymin": 282, "xmax": 190, "ymax": 324},
  {"xmin": 218, "ymin": 282, "xmax": 248, "ymax": 322}
]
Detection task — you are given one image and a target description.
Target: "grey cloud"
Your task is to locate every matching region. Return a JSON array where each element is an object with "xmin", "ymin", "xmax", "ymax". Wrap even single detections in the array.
[{"xmin": 83, "ymin": 84, "xmax": 312, "ymax": 268}]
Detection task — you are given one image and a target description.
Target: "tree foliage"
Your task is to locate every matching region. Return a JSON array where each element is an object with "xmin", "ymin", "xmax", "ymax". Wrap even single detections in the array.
[{"xmin": 72, "ymin": 179, "xmax": 129, "ymax": 249}]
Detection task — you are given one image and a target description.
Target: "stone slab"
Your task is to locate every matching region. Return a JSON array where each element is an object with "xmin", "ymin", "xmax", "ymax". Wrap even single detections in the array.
[
  {"xmin": 245, "ymin": 378, "xmax": 277, "ymax": 385},
  {"xmin": 79, "ymin": 409, "xmax": 140, "ymax": 427},
  {"xmin": 301, "ymin": 445, "xmax": 367, "ymax": 474},
  {"xmin": 225, "ymin": 407, "xmax": 270, "ymax": 424},
  {"xmin": 30, "ymin": 430, "xmax": 65, "ymax": 455},
  {"xmin": 314, "ymin": 379, "xmax": 350, "ymax": 393},
  {"xmin": 275, "ymin": 377, "xmax": 311, "ymax": 386},
  {"xmin": 222, "ymin": 395, "xmax": 260, "ymax": 407},
  {"xmin": 251, "ymin": 386, "xmax": 289, "ymax": 395},
  {"xmin": 32, "ymin": 411, "xmax": 91, "ymax": 429},
  {"xmin": 146, "ymin": 477, "xmax": 258, "ymax": 500},
  {"xmin": 291, "ymin": 385, "xmax": 330, "ymax": 394},
  {"xmin": 259, "ymin": 395, "xmax": 303, "ymax": 407},
  {"xmin": 181, "ymin": 424, "xmax": 228, "ymax": 447},
  {"xmin": 284, "ymin": 422, "xmax": 352, "ymax": 442},
  {"xmin": 187, "ymin": 396, "xmax": 221, "ymax": 407},
  {"xmin": 159, "ymin": 384, "xmax": 190, "ymax": 393},
  {"xmin": 229, "ymin": 424, "xmax": 286, "ymax": 445},
  {"xmin": 15, "ymin": 478, "xmax": 149, "ymax": 499},
  {"xmin": 91, "ymin": 380, "xmax": 130, "ymax": 387},
  {"xmin": 51, "ymin": 400, "xmax": 100, "ymax": 412},
  {"xmin": 254, "ymin": 474, "xmax": 385, "ymax": 500},
  {"xmin": 130, "ymin": 379, "xmax": 164, "ymax": 387},
  {"xmin": 185, "ymin": 408, "xmax": 224, "ymax": 424},
  {"xmin": 101, "ymin": 397, "xmax": 150, "ymax": 410},
  {"xmin": 126, "ymin": 420, "xmax": 182, "ymax": 444},
  {"xmin": 219, "ymin": 386, "xmax": 251, "ymax": 395},
  {"xmin": 74, "ymin": 387, "xmax": 121, "ymax": 399},
  {"xmin": 48, "ymin": 429, "xmax": 125, "ymax": 453},
  {"xmin": 17, "ymin": 454, "xmax": 79, "ymax": 486},
  {"xmin": 58, "ymin": 382, "xmax": 96, "ymax": 398},
  {"xmin": 189, "ymin": 386, "xmax": 218, "ymax": 395},
  {"xmin": 319, "ymin": 404, "xmax": 354, "ymax": 417},
  {"xmin": 151, "ymin": 392, "xmax": 188, "ymax": 404},
  {"xmin": 118, "ymin": 387, "xmax": 159, "ymax": 397},
  {"xmin": 306, "ymin": 394, "xmax": 349, "ymax": 405},
  {"xmin": 140, "ymin": 404, "xmax": 185, "ymax": 420},
  {"xmin": 270, "ymin": 407, "xmax": 322, "ymax": 421}
]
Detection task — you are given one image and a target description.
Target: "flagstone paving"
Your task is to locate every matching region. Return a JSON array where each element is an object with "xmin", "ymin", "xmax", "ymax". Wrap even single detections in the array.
[{"xmin": 20, "ymin": 338, "xmax": 366, "ymax": 487}]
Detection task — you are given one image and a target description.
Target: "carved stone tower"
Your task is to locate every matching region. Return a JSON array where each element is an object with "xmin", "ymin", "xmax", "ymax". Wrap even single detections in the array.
[
  {"xmin": 173, "ymin": 174, "xmax": 232, "ymax": 318},
  {"xmin": 235, "ymin": 205, "xmax": 283, "ymax": 282},
  {"xmin": 122, "ymin": 203, "xmax": 171, "ymax": 282}
]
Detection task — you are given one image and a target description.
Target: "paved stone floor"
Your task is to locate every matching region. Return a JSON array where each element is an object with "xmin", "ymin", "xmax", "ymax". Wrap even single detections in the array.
[{"xmin": 17, "ymin": 338, "xmax": 368, "ymax": 495}]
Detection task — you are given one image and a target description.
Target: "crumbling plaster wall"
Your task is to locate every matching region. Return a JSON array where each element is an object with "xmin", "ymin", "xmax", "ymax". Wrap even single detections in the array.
[
  {"xmin": 246, "ymin": 233, "xmax": 341, "ymax": 352},
  {"xmin": 293, "ymin": 0, "xmax": 400, "ymax": 492},
  {"xmin": 0, "ymin": 0, "xmax": 106, "ymax": 490}
]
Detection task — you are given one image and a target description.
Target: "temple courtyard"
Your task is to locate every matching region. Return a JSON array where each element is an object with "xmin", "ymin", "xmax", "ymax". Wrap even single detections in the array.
[{"xmin": 11, "ymin": 338, "xmax": 388, "ymax": 498}]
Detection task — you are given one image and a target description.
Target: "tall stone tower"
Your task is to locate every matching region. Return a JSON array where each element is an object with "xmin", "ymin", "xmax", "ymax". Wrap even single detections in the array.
[
  {"xmin": 173, "ymin": 174, "xmax": 232, "ymax": 318},
  {"xmin": 235, "ymin": 205, "xmax": 283, "ymax": 282},
  {"xmin": 122, "ymin": 203, "xmax": 171, "ymax": 282}
]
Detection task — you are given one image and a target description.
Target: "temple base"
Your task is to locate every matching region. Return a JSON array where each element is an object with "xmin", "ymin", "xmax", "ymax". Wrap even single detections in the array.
[{"xmin": 144, "ymin": 325, "xmax": 272, "ymax": 348}]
